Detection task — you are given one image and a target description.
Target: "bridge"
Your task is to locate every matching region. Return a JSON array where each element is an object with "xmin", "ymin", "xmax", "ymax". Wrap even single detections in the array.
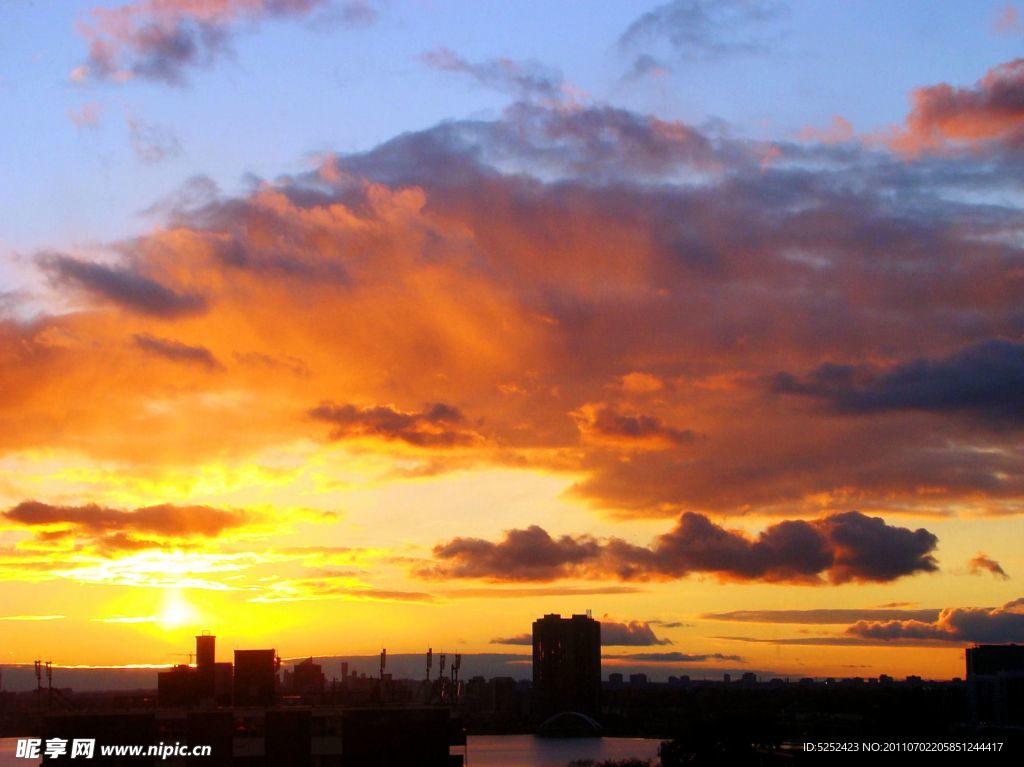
[{"xmin": 537, "ymin": 710, "xmax": 603, "ymax": 736}]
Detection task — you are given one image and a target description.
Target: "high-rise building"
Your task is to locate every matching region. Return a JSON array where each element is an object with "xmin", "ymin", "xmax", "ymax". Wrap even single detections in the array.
[
  {"xmin": 196, "ymin": 633, "xmax": 216, "ymax": 670},
  {"xmin": 532, "ymin": 613, "xmax": 601, "ymax": 721},
  {"xmin": 291, "ymin": 657, "xmax": 325, "ymax": 695},
  {"xmin": 234, "ymin": 649, "xmax": 279, "ymax": 707},
  {"xmin": 195, "ymin": 633, "xmax": 216, "ymax": 702},
  {"xmin": 966, "ymin": 643, "xmax": 1024, "ymax": 725}
]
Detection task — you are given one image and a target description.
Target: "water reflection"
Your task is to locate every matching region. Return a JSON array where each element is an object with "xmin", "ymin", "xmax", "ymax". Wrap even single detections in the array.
[{"xmin": 461, "ymin": 735, "xmax": 662, "ymax": 767}]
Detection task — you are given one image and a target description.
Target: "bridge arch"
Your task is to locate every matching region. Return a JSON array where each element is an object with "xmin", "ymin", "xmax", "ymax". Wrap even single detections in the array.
[{"xmin": 537, "ymin": 711, "xmax": 603, "ymax": 736}]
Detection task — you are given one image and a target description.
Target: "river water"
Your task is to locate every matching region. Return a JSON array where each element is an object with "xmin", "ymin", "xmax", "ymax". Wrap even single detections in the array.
[
  {"xmin": 1, "ymin": 735, "xmax": 662, "ymax": 766},
  {"xmin": 463, "ymin": 735, "xmax": 662, "ymax": 765}
]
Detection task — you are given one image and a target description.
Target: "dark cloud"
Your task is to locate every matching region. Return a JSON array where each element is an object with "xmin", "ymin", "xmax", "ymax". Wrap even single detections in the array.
[
  {"xmin": 815, "ymin": 511, "xmax": 939, "ymax": 584},
  {"xmin": 604, "ymin": 651, "xmax": 742, "ymax": 662},
  {"xmin": 491, "ymin": 619, "xmax": 671, "ymax": 646},
  {"xmin": 600, "ymin": 620, "xmax": 673, "ymax": 646},
  {"xmin": 309, "ymin": 402, "xmax": 476, "ymax": 447},
  {"xmin": 847, "ymin": 598, "xmax": 1024, "ymax": 643},
  {"xmin": 133, "ymin": 333, "xmax": 222, "ymax": 370},
  {"xmin": 75, "ymin": 0, "xmax": 371, "ymax": 85},
  {"xmin": 4, "ymin": 500, "xmax": 250, "ymax": 541},
  {"xmin": 619, "ymin": 0, "xmax": 785, "ymax": 68},
  {"xmin": 572, "ymin": 403, "xmax": 698, "ymax": 448},
  {"xmin": 422, "ymin": 511, "xmax": 937, "ymax": 585},
  {"xmin": 423, "ymin": 525, "xmax": 602, "ymax": 581},
  {"xmin": 621, "ymin": 54, "xmax": 670, "ymax": 83},
  {"xmin": 773, "ymin": 339, "xmax": 1024, "ymax": 425},
  {"xmin": 717, "ymin": 635, "xmax": 953, "ymax": 648},
  {"xmin": 38, "ymin": 253, "xmax": 207, "ymax": 317},
  {"xmin": 649, "ymin": 512, "xmax": 936, "ymax": 583},
  {"xmin": 490, "ymin": 634, "xmax": 531, "ymax": 645},
  {"xmin": 338, "ymin": 101, "xmax": 720, "ymax": 186},
  {"xmin": 423, "ymin": 48, "xmax": 566, "ymax": 103},
  {"xmin": 234, "ymin": 351, "xmax": 310, "ymax": 377},
  {"xmin": 441, "ymin": 586, "xmax": 645, "ymax": 599},
  {"xmin": 701, "ymin": 608, "xmax": 942, "ymax": 624},
  {"xmin": 968, "ymin": 553, "xmax": 1010, "ymax": 579}
]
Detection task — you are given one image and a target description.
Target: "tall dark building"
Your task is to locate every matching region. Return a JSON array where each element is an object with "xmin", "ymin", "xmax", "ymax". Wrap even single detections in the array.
[
  {"xmin": 234, "ymin": 649, "xmax": 279, "ymax": 707},
  {"xmin": 532, "ymin": 612, "xmax": 601, "ymax": 722},
  {"xmin": 290, "ymin": 657, "xmax": 325, "ymax": 696},
  {"xmin": 196, "ymin": 632, "xmax": 216, "ymax": 670},
  {"xmin": 967, "ymin": 643, "xmax": 1024, "ymax": 725},
  {"xmin": 196, "ymin": 632, "xmax": 216, "ymax": 702}
]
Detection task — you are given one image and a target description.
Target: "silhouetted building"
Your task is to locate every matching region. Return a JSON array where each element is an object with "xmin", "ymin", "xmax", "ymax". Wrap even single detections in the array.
[
  {"xmin": 158, "ymin": 664, "xmax": 198, "ymax": 707},
  {"xmin": 234, "ymin": 650, "xmax": 278, "ymax": 707},
  {"xmin": 196, "ymin": 633, "xmax": 216, "ymax": 670},
  {"xmin": 532, "ymin": 612, "xmax": 601, "ymax": 722},
  {"xmin": 967, "ymin": 643, "xmax": 1024, "ymax": 725},
  {"xmin": 290, "ymin": 657, "xmax": 325, "ymax": 696},
  {"xmin": 158, "ymin": 634, "xmax": 233, "ymax": 707},
  {"xmin": 195, "ymin": 633, "xmax": 221, "ymax": 704}
]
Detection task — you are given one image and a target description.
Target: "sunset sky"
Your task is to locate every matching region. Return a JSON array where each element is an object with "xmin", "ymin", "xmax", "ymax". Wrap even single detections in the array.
[{"xmin": 1, "ymin": 0, "xmax": 1023, "ymax": 682}]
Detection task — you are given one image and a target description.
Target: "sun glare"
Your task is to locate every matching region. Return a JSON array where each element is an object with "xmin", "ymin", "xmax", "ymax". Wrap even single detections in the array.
[{"xmin": 159, "ymin": 592, "xmax": 197, "ymax": 630}]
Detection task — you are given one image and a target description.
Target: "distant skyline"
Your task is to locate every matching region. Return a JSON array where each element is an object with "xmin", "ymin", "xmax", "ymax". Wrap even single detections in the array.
[{"xmin": 1, "ymin": 0, "xmax": 1023, "ymax": 680}]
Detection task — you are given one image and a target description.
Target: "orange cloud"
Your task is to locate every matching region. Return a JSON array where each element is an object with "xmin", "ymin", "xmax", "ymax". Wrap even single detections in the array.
[
  {"xmin": 890, "ymin": 58, "xmax": 1024, "ymax": 154},
  {"xmin": 5, "ymin": 101, "xmax": 1024, "ymax": 521},
  {"xmin": 968, "ymin": 552, "xmax": 1010, "ymax": 579},
  {"xmin": 797, "ymin": 115, "xmax": 854, "ymax": 144},
  {"xmin": 2, "ymin": 500, "xmax": 255, "ymax": 554}
]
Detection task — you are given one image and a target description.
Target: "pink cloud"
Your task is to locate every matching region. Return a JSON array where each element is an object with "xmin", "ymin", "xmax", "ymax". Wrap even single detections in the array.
[{"xmin": 890, "ymin": 58, "xmax": 1024, "ymax": 154}]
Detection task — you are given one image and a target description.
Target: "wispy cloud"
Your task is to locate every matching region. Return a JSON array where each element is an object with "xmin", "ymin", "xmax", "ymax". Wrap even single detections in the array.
[
  {"xmin": 68, "ymin": 102, "xmax": 103, "ymax": 129},
  {"xmin": 968, "ymin": 553, "xmax": 1010, "ymax": 579},
  {"xmin": 72, "ymin": 0, "xmax": 374, "ymax": 85},
  {"xmin": 702, "ymin": 608, "xmax": 942, "ymax": 624},
  {"xmin": 127, "ymin": 117, "xmax": 181, "ymax": 163},
  {"xmin": 38, "ymin": 252, "xmax": 207, "ymax": 317},
  {"xmin": 618, "ymin": 0, "xmax": 786, "ymax": 79},
  {"xmin": 423, "ymin": 48, "xmax": 572, "ymax": 104},
  {"xmin": 721, "ymin": 598, "xmax": 1024, "ymax": 646},
  {"xmin": 133, "ymin": 333, "xmax": 223, "ymax": 371}
]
